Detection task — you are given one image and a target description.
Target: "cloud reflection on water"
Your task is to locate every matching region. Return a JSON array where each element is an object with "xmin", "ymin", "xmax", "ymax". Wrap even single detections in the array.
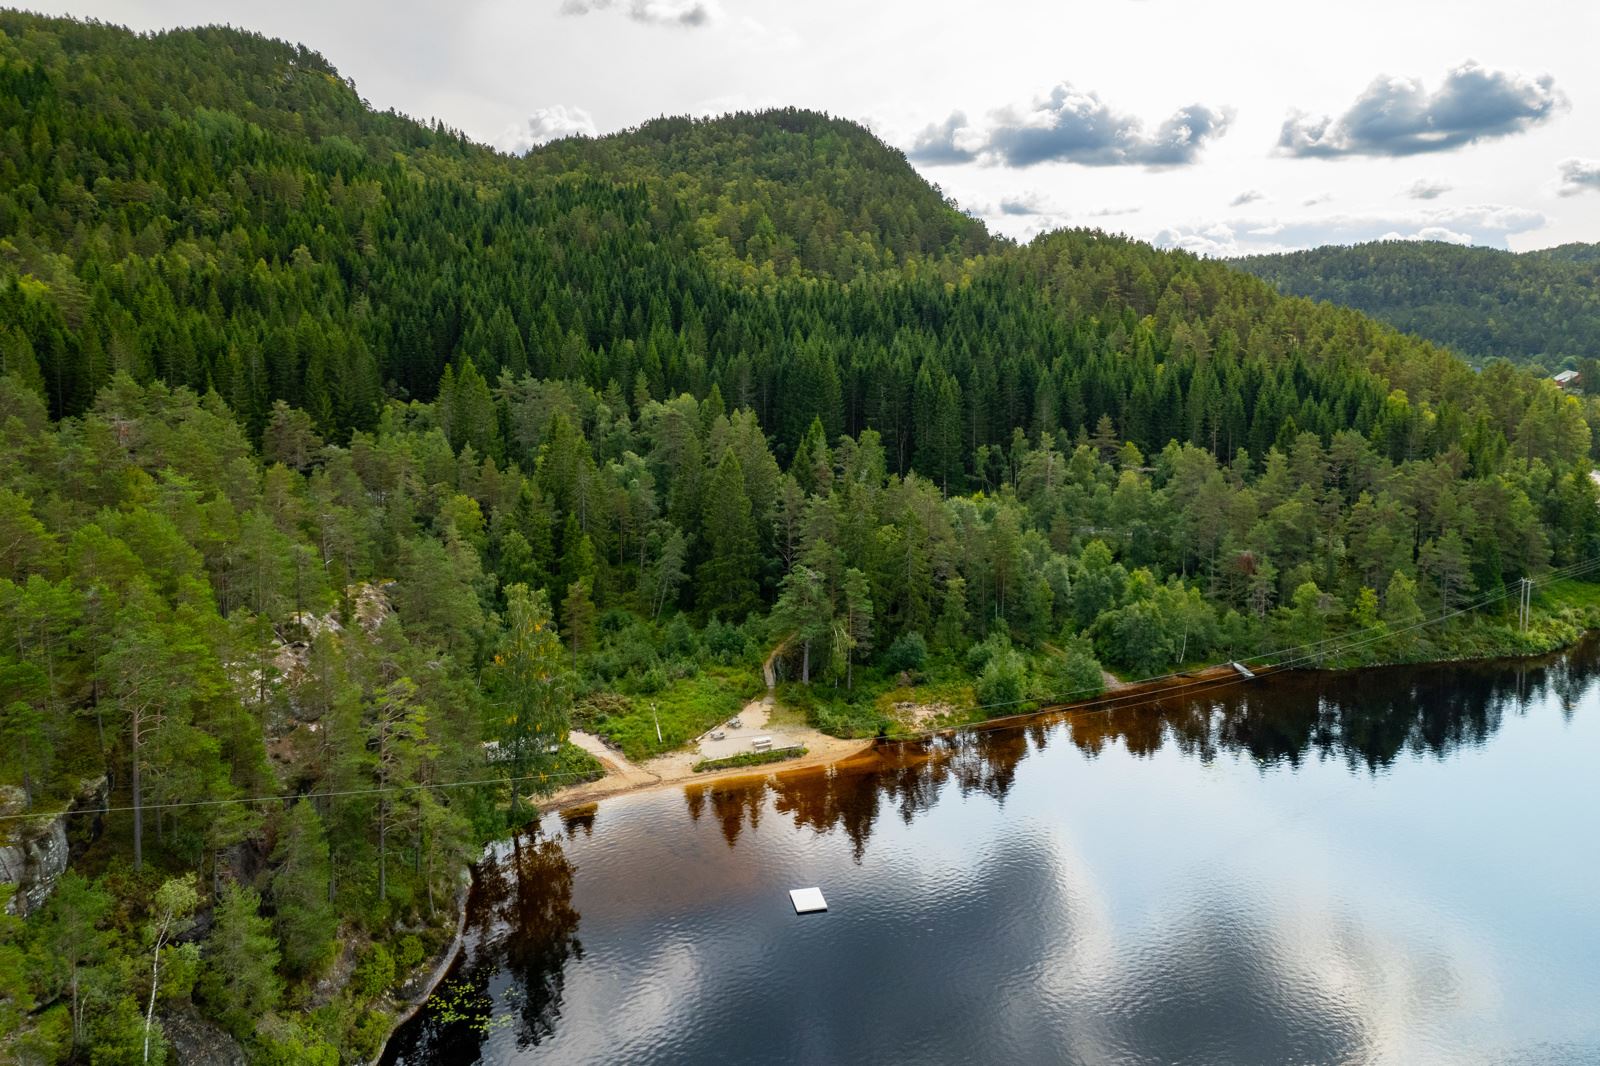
[{"xmin": 387, "ymin": 639, "xmax": 1600, "ymax": 1065}]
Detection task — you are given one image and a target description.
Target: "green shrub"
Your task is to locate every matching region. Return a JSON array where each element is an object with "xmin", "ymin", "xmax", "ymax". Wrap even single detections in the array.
[
  {"xmin": 354, "ymin": 944, "xmax": 395, "ymax": 998},
  {"xmin": 1040, "ymin": 637, "xmax": 1104, "ymax": 702},
  {"xmin": 634, "ymin": 665, "xmax": 666, "ymax": 694},
  {"xmin": 396, "ymin": 934, "xmax": 426, "ymax": 974},
  {"xmin": 348, "ymin": 1008, "xmax": 394, "ymax": 1062},
  {"xmin": 976, "ymin": 646, "xmax": 1027, "ymax": 712},
  {"xmin": 703, "ymin": 618, "xmax": 750, "ymax": 662},
  {"xmin": 882, "ymin": 631, "xmax": 928, "ymax": 673},
  {"xmin": 545, "ymin": 741, "xmax": 604, "ymax": 791},
  {"xmin": 692, "ymin": 746, "xmax": 807, "ymax": 772},
  {"xmin": 780, "ymin": 681, "xmax": 890, "ymax": 739},
  {"xmin": 662, "ymin": 614, "xmax": 700, "ymax": 659},
  {"xmin": 966, "ymin": 631, "xmax": 1013, "ymax": 676},
  {"xmin": 256, "ymin": 1019, "xmax": 341, "ymax": 1066}
]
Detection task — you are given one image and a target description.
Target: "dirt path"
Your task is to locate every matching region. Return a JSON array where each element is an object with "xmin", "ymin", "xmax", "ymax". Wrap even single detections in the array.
[
  {"xmin": 762, "ymin": 637, "xmax": 788, "ymax": 690},
  {"xmin": 567, "ymin": 730, "xmax": 657, "ymax": 788},
  {"xmin": 543, "ymin": 726, "xmax": 874, "ymax": 812},
  {"xmin": 541, "ymin": 638, "xmax": 874, "ymax": 812}
]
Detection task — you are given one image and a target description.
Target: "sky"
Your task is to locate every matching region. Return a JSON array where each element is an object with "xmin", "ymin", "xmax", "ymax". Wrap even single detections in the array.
[{"xmin": 27, "ymin": 0, "xmax": 1600, "ymax": 255}]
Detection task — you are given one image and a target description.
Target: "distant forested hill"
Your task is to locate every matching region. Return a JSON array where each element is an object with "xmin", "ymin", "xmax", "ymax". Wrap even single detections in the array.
[
  {"xmin": 3, "ymin": 12, "xmax": 1600, "ymax": 1064},
  {"xmin": 1234, "ymin": 240, "xmax": 1600, "ymax": 369},
  {"xmin": 525, "ymin": 108, "xmax": 996, "ymax": 281}
]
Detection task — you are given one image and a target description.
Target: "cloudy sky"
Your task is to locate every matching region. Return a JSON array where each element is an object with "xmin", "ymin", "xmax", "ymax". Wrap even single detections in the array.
[{"xmin": 31, "ymin": 0, "xmax": 1600, "ymax": 254}]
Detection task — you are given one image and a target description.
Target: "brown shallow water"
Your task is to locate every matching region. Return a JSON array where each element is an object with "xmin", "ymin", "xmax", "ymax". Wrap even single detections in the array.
[{"xmin": 387, "ymin": 641, "xmax": 1600, "ymax": 1065}]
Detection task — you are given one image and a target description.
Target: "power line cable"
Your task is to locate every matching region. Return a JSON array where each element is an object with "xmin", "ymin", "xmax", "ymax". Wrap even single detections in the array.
[
  {"xmin": 0, "ymin": 766, "xmax": 618, "ymax": 824},
  {"xmin": 5, "ymin": 560, "xmax": 1595, "ymax": 823},
  {"xmin": 888, "ymin": 562, "xmax": 1579, "ymax": 743}
]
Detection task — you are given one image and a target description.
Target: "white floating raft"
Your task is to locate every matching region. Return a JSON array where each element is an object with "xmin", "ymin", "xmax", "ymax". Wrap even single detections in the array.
[{"xmin": 789, "ymin": 887, "xmax": 827, "ymax": 914}]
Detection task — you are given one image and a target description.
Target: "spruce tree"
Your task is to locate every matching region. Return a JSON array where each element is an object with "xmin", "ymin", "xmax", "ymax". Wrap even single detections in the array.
[
  {"xmin": 697, "ymin": 450, "xmax": 760, "ymax": 620},
  {"xmin": 270, "ymin": 800, "xmax": 337, "ymax": 976},
  {"xmin": 198, "ymin": 885, "xmax": 282, "ymax": 1037}
]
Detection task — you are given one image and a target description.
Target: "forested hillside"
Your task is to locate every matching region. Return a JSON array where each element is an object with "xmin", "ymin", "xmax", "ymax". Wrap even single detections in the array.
[
  {"xmin": 2, "ymin": 11, "xmax": 1600, "ymax": 1064},
  {"xmin": 1235, "ymin": 240, "xmax": 1600, "ymax": 369},
  {"xmin": 525, "ymin": 108, "xmax": 994, "ymax": 282}
]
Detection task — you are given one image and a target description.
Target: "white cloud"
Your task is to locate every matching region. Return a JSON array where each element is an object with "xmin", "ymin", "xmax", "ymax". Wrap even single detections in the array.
[
  {"xmin": 1555, "ymin": 158, "xmax": 1600, "ymax": 197},
  {"xmin": 962, "ymin": 193, "xmax": 1139, "ymax": 237},
  {"xmin": 496, "ymin": 105, "xmax": 598, "ymax": 153},
  {"xmin": 996, "ymin": 190, "xmax": 1057, "ymax": 215},
  {"xmin": 1380, "ymin": 225, "xmax": 1475, "ymax": 244},
  {"xmin": 911, "ymin": 83, "xmax": 1232, "ymax": 168},
  {"xmin": 908, "ymin": 111, "xmax": 987, "ymax": 164},
  {"xmin": 559, "ymin": 0, "xmax": 714, "ymax": 27},
  {"xmin": 1155, "ymin": 203, "xmax": 1545, "ymax": 257},
  {"xmin": 1229, "ymin": 189, "xmax": 1266, "ymax": 207},
  {"xmin": 1406, "ymin": 178, "xmax": 1453, "ymax": 200},
  {"xmin": 1278, "ymin": 60, "xmax": 1565, "ymax": 158}
]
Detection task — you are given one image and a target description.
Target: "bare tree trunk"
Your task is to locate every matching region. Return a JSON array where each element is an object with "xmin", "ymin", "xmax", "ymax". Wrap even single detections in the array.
[{"xmin": 143, "ymin": 911, "xmax": 171, "ymax": 1063}]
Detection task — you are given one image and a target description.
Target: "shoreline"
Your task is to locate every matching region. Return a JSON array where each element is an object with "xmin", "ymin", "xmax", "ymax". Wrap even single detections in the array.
[
  {"xmin": 534, "ymin": 664, "xmax": 1297, "ymax": 819},
  {"xmin": 539, "ymin": 730, "xmax": 880, "ymax": 813},
  {"xmin": 377, "ymin": 630, "xmax": 1596, "ymax": 1058},
  {"xmin": 542, "ymin": 633, "xmax": 1599, "ymax": 815},
  {"xmin": 370, "ymin": 874, "xmax": 471, "ymax": 1066}
]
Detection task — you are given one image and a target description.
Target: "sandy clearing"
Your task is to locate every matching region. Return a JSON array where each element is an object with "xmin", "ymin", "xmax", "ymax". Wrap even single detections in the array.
[
  {"xmin": 541, "ymin": 646, "xmax": 874, "ymax": 812},
  {"xmin": 541, "ymin": 715, "xmax": 874, "ymax": 812}
]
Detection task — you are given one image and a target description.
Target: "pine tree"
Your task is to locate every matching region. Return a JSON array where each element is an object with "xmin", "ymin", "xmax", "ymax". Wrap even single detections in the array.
[
  {"xmin": 773, "ymin": 564, "xmax": 832, "ymax": 683},
  {"xmin": 562, "ymin": 578, "xmax": 596, "ymax": 668},
  {"xmin": 840, "ymin": 567, "xmax": 873, "ymax": 689},
  {"xmin": 369, "ymin": 677, "xmax": 432, "ymax": 903},
  {"xmin": 488, "ymin": 585, "xmax": 571, "ymax": 822},
  {"xmin": 36, "ymin": 871, "xmax": 111, "ymax": 1054}
]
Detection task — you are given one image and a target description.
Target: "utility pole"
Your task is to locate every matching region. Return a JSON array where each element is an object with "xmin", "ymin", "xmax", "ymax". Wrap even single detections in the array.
[{"xmin": 1519, "ymin": 577, "xmax": 1532, "ymax": 632}]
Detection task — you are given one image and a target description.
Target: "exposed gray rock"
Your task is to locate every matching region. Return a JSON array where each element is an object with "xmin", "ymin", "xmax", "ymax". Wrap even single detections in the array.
[
  {"xmin": 0, "ymin": 777, "xmax": 109, "ymax": 917},
  {"xmin": 0, "ymin": 814, "xmax": 67, "ymax": 917},
  {"xmin": 161, "ymin": 1005, "xmax": 248, "ymax": 1066}
]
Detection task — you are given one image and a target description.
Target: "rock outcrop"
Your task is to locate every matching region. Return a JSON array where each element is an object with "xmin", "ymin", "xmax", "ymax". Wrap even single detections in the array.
[
  {"xmin": 161, "ymin": 1005, "xmax": 248, "ymax": 1066},
  {"xmin": 0, "ymin": 776, "xmax": 109, "ymax": 916}
]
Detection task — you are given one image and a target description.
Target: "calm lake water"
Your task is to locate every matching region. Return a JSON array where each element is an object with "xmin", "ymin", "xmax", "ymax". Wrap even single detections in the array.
[{"xmin": 386, "ymin": 642, "xmax": 1600, "ymax": 1066}]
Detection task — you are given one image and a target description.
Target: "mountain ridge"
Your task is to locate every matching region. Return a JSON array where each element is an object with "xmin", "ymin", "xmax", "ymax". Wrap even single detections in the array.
[
  {"xmin": 4, "ymin": 11, "xmax": 1600, "ymax": 1064},
  {"xmin": 1234, "ymin": 238, "xmax": 1600, "ymax": 369}
]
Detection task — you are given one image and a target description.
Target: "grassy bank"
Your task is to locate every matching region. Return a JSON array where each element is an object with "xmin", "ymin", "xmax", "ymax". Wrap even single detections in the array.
[
  {"xmin": 769, "ymin": 580, "xmax": 1600, "ymax": 743},
  {"xmin": 1302, "ymin": 582, "xmax": 1600, "ymax": 670},
  {"xmin": 542, "ymin": 742, "xmax": 606, "ymax": 789},
  {"xmin": 581, "ymin": 666, "xmax": 764, "ymax": 762}
]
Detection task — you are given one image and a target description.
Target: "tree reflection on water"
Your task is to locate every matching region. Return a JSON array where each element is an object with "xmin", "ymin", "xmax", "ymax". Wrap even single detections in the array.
[
  {"xmin": 386, "ymin": 636, "xmax": 1600, "ymax": 1064},
  {"xmin": 389, "ymin": 827, "xmax": 583, "ymax": 1063},
  {"xmin": 684, "ymin": 638, "xmax": 1599, "ymax": 853}
]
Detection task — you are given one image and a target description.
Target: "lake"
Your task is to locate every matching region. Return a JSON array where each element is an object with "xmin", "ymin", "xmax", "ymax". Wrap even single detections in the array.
[{"xmin": 385, "ymin": 641, "xmax": 1600, "ymax": 1065}]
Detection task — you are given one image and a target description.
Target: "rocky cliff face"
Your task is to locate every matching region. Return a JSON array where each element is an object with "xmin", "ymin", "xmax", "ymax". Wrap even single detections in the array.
[{"xmin": 0, "ymin": 776, "xmax": 109, "ymax": 916}]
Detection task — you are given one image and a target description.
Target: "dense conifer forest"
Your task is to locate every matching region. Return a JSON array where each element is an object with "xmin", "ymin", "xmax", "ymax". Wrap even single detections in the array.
[
  {"xmin": 1236, "ymin": 239, "xmax": 1600, "ymax": 369},
  {"xmin": 2, "ymin": 11, "xmax": 1600, "ymax": 1063}
]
